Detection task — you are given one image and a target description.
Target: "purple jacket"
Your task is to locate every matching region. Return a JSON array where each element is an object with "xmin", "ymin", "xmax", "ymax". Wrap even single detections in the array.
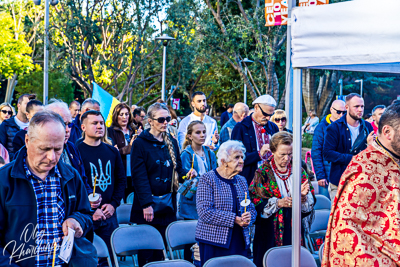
[{"xmin": 195, "ymin": 170, "xmax": 257, "ymax": 248}]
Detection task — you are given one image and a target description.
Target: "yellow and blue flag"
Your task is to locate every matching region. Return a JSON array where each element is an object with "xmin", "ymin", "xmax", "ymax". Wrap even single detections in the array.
[{"xmin": 92, "ymin": 82, "xmax": 120, "ymax": 127}]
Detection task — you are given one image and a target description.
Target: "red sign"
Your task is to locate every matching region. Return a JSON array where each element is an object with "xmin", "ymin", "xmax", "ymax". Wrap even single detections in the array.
[{"xmin": 265, "ymin": 0, "xmax": 329, "ymax": 27}]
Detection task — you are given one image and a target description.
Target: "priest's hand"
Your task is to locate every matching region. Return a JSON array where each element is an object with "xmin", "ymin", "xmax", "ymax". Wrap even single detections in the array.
[
  {"xmin": 367, "ymin": 131, "xmax": 375, "ymax": 145},
  {"xmin": 62, "ymin": 218, "xmax": 83, "ymax": 238}
]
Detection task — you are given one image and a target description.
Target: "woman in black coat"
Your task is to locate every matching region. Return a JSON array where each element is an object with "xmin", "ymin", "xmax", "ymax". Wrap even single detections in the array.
[{"xmin": 130, "ymin": 102, "xmax": 196, "ymax": 266}]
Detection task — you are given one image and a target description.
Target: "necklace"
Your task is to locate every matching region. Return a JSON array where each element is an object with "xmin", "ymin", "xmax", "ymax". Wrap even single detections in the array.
[
  {"xmin": 193, "ymin": 146, "xmax": 205, "ymax": 157},
  {"xmin": 271, "ymin": 156, "xmax": 291, "ymax": 181},
  {"xmin": 376, "ymin": 138, "xmax": 400, "ymax": 170}
]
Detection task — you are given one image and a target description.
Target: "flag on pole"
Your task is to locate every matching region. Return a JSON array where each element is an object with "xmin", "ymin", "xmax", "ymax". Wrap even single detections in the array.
[{"xmin": 92, "ymin": 82, "xmax": 120, "ymax": 127}]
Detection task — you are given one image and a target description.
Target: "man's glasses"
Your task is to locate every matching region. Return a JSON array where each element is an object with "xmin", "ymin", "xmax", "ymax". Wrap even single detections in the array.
[
  {"xmin": 274, "ymin": 117, "xmax": 287, "ymax": 123},
  {"xmin": 153, "ymin": 116, "xmax": 171, "ymax": 123},
  {"xmin": 258, "ymin": 105, "xmax": 275, "ymax": 117},
  {"xmin": 64, "ymin": 121, "xmax": 74, "ymax": 128},
  {"xmin": 1, "ymin": 110, "xmax": 12, "ymax": 115},
  {"xmin": 332, "ymin": 107, "xmax": 346, "ymax": 115}
]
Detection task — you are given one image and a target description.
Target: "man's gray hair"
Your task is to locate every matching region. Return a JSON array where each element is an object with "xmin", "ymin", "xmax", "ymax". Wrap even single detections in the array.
[
  {"xmin": 233, "ymin": 103, "xmax": 249, "ymax": 116},
  {"xmin": 28, "ymin": 110, "xmax": 65, "ymax": 139},
  {"xmin": 217, "ymin": 140, "xmax": 246, "ymax": 167},
  {"xmin": 46, "ymin": 99, "xmax": 70, "ymax": 116},
  {"xmin": 82, "ymin": 98, "xmax": 100, "ymax": 110}
]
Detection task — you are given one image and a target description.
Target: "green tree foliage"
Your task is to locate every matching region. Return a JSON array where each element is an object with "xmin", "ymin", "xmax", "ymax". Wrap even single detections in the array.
[
  {"xmin": 15, "ymin": 67, "xmax": 75, "ymax": 104},
  {"xmin": 0, "ymin": 12, "xmax": 34, "ymax": 79}
]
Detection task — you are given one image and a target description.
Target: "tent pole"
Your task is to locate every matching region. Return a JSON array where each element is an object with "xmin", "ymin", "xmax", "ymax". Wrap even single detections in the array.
[
  {"xmin": 285, "ymin": 0, "xmax": 295, "ymax": 131},
  {"xmin": 292, "ymin": 68, "xmax": 302, "ymax": 267}
]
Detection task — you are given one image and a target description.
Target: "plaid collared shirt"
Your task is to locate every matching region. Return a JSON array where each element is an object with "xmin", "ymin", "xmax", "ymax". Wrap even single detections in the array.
[{"xmin": 24, "ymin": 158, "xmax": 66, "ymax": 267}]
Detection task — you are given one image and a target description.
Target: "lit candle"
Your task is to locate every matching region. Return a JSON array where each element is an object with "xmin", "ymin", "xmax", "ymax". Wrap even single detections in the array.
[
  {"xmin": 93, "ymin": 176, "xmax": 97, "ymax": 197},
  {"xmin": 52, "ymin": 241, "xmax": 57, "ymax": 267}
]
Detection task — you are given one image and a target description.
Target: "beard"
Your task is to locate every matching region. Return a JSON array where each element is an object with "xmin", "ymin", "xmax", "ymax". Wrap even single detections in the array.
[
  {"xmin": 195, "ymin": 106, "xmax": 206, "ymax": 114},
  {"xmin": 348, "ymin": 110, "xmax": 362, "ymax": 121},
  {"xmin": 391, "ymin": 131, "xmax": 400, "ymax": 156}
]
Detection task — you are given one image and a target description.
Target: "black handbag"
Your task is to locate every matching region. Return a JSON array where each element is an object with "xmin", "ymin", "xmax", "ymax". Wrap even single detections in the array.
[{"xmin": 152, "ymin": 169, "xmax": 175, "ymax": 214}]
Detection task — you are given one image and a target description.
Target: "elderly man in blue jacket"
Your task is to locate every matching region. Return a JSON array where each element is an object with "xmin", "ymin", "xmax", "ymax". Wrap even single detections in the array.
[
  {"xmin": 311, "ymin": 100, "xmax": 346, "ymax": 199},
  {"xmin": 323, "ymin": 93, "xmax": 374, "ymax": 200},
  {"xmin": 231, "ymin": 95, "xmax": 279, "ymax": 185},
  {"xmin": 0, "ymin": 110, "xmax": 94, "ymax": 267}
]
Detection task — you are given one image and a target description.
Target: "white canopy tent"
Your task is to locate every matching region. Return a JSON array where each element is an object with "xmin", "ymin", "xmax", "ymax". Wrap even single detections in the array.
[{"xmin": 288, "ymin": 0, "xmax": 400, "ymax": 265}]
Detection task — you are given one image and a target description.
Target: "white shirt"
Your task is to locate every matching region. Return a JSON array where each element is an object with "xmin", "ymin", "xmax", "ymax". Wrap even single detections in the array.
[
  {"xmin": 177, "ymin": 113, "xmax": 218, "ymax": 150},
  {"xmin": 195, "ymin": 154, "xmax": 208, "ymax": 176},
  {"xmin": 14, "ymin": 116, "xmax": 29, "ymax": 130},
  {"xmin": 252, "ymin": 120, "xmax": 271, "ymax": 167},
  {"xmin": 347, "ymin": 123, "xmax": 360, "ymax": 146}
]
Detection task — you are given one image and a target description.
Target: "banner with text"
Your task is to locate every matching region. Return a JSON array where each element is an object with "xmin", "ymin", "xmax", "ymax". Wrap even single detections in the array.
[{"xmin": 265, "ymin": 0, "xmax": 329, "ymax": 27}]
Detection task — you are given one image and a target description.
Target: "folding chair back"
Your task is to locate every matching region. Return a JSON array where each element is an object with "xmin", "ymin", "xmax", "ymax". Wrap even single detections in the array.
[
  {"xmin": 263, "ymin": 245, "xmax": 317, "ymax": 267},
  {"xmin": 111, "ymin": 225, "xmax": 167, "ymax": 267},
  {"xmin": 165, "ymin": 220, "xmax": 197, "ymax": 259},
  {"xmin": 314, "ymin": 195, "xmax": 331, "ymax": 210},
  {"xmin": 116, "ymin": 204, "xmax": 132, "ymax": 225},
  {"xmin": 203, "ymin": 255, "xmax": 256, "ymax": 267},
  {"xmin": 144, "ymin": 259, "xmax": 196, "ymax": 267},
  {"xmin": 93, "ymin": 234, "xmax": 112, "ymax": 267}
]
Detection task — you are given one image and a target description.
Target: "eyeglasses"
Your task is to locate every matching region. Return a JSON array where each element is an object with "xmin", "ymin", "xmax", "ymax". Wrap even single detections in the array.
[
  {"xmin": 64, "ymin": 121, "xmax": 74, "ymax": 128},
  {"xmin": 332, "ymin": 107, "xmax": 346, "ymax": 115},
  {"xmin": 258, "ymin": 105, "xmax": 275, "ymax": 117},
  {"xmin": 153, "ymin": 116, "xmax": 171, "ymax": 123},
  {"xmin": 274, "ymin": 117, "xmax": 287, "ymax": 123},
  {"xmin": 1, "ymin": 110, "xmax": 12, "ymax": 115}
]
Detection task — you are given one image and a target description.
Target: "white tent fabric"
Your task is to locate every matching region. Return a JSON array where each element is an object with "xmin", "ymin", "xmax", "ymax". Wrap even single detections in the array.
[{"xmin": 291, "ymin": 0, "xmax": 400, "ymax": 73}]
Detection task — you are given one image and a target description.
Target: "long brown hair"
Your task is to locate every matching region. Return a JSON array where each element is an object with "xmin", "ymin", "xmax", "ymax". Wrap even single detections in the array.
[
  {"xmin": 183, "ymin": 121, "xmax": 205, "ymax": 149},
  {"xmin": 111, "ymin": 103, "xmax": 136, "ymax": 131},
  {"xmin": 251, "ymin": 131, "xmax": 293, "ymax": 198}
]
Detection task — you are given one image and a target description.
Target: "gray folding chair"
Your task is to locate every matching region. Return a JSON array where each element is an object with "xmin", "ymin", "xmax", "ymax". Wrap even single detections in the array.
[
  {"xmin": 116, "ymin": 204, "xmax": 132, "ymax": 226},
  {"xmin": 203, "ymin": 255, "xmax": 256, "ymax": 267},
  {"xmin": 311, "ymin": 181, "xmax": 319, "ymax": 195},
  {"xmin": 111, "ymin": 225, "xmax": 168, "ymax": 267},
  {"xmin": 314, "ymin": 195, "xmax": 331, "ymax": 210},
  {"xmin": 319, "ymin": 242, "xmax": 325, "ymax": 263},
  {"xmin": 165, "ymin": 220, "xmax": 197, "ymax": 259},
  {"xmin": 263, "ymin": 245, "xmax": 317, "ymax": 267},
  {"xmin": 305, "ymin": 209, "xmax": 330, "ymax": 256},
  {"xmin": 144, "ymin": 259, "xmax": 196, "ymax": 267},
  {"xmin": 93, "ymin": 234, "xmax": 112, "ymax": 267}
]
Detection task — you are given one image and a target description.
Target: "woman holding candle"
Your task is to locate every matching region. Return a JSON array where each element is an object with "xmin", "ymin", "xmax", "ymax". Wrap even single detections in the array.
[
  {"xmin": 195, "ymin": 140, "xmax": 256, "ymax": 266},
  {"xmin": 107, "ymin": 103, "xmax": 138, "ymax": 201},
  {"xmin": 130, "ymin": 102, "xmax": 196, "ymax": 266},
  {"xmin": 249, "ymin": 131, "xmax": 315, "ymax": 267}
]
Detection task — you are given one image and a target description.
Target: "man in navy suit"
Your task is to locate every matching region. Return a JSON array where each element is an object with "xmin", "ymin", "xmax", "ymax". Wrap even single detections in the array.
[{"xmin": 231, "ymin": 95, "xmax": 279, "ymax": 185}]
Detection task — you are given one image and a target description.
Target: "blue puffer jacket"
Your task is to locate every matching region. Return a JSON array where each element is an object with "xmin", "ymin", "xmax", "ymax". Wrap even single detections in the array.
[
  {"xmin": 311, "ymin": 115, "xmax": 331, "ymax": 182},
  {"xmin": 323, "ymin": 114, "xmax": 373, "ymax": 186},
  {"xmin": 179, "ymin": 145, "xmax": 217, "ymax": 220}
]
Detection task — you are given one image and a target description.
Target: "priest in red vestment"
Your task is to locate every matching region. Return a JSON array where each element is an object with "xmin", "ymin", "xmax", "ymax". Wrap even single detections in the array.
[{"xmin": 322, "ymin": 103, "xmax": 400, "ymax": 267}]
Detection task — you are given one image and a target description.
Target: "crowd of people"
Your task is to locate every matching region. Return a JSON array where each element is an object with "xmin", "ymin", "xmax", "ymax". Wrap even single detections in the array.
[{"xmin": 0, "ymin": 90, "xmax": 398, "ymax": 267}]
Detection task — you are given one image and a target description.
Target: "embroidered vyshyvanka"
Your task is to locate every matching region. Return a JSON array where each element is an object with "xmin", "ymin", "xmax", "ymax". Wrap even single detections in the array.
[{"xmin": 322, "ymin": 141, "xmax": 400, "ymax": 266}]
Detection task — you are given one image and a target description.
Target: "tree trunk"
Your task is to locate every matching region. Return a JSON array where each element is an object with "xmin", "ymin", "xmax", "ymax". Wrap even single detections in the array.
[
  {"xmin": 302, "ymin": 69, "xmax": 317, "ymax": 114},
  {"xmin": 316, "ymin": 71, "xmax": 338, "ymax": 117}
]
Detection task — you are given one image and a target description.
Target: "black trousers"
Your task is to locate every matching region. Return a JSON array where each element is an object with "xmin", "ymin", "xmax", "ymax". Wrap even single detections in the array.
[{"xmin": 94, "ymin": 213, "xmax": 119, "ymax": 267}]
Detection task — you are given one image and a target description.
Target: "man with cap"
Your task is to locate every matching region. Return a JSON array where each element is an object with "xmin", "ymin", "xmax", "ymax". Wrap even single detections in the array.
[{"xmin": 231, "ymin": 95, "xmax": 279, "ymax": 185}]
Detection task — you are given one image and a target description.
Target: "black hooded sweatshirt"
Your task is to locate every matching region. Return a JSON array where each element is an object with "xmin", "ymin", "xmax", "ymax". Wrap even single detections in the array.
[{"xmin": 130, "ymin": 129, "xmax": 188, "ymax": 225}]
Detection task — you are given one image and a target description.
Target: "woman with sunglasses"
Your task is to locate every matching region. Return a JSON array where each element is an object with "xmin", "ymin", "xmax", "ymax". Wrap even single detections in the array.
[
  {"xmin": 0, "ymin": 103, "xmax": 14, "ymax": 124},
  {"xmin": 130, "ymin": 102, "xmax": 197, "ymax": 266},
  {"xmin": 271, "ymin": 109, "xmax": 292, "ymax": 133}
]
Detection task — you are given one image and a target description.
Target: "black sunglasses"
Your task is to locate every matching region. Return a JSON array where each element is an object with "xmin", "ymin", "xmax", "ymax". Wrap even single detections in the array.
[
  {"xmin": 332, "ymin": 107, "xmax": 346, "ymax": 115},
  {"xmin": 64, "ymin": 121, "xmax": 74, "ymax": 128},
  {"xmin": 275, "ymin": 117, "xmax": 287, "ymax": 123},
  {"xmin": 153, "ymin": 116, "xmax": 171, "ymax": 123},
  {"xmin": 258, "ymin": 105, "xmax": 275, "ymax": 117},
  {"xmin": 1, "ymin": 110, "xmax": 12, "ymax": 115}
]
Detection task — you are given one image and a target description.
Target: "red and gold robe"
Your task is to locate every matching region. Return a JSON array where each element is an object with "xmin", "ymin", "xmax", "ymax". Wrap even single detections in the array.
[{"xmin": 322, "ymin": 141, "xmax": 400, "ymax": 267}]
